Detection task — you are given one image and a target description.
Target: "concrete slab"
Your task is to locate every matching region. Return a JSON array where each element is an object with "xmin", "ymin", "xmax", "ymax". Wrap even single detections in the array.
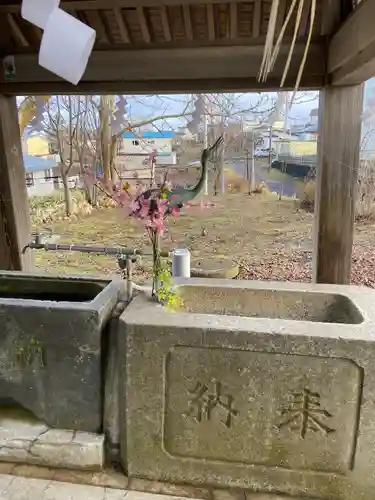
[
  {"xmin": 0, "ymin": 475, "xmax": 203, "ymax": 500},
  {"xmin": 0, "ymin": 408, "xmax": 104, "ymax": 470}
]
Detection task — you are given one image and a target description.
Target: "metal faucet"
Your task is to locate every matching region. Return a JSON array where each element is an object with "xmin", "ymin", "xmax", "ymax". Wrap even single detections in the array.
[{"xmin": 22, "ymin": 233, "xmax": 141, "ymax": 302}]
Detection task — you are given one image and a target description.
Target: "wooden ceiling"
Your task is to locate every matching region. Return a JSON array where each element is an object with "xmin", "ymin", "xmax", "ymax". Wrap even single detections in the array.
[
  {"xmin": 0, "ymin": 0, "xmax": 326, "ymax": 51},
  {"xmin": 0, "ymin": 0, "xmax": 365, "ymax": 94}
]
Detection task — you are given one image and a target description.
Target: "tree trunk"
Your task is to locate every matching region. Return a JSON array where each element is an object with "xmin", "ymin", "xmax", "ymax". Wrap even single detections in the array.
[
  {"xmin": 109, "ymin": 134, "xmax": 118, "ymax": 182},
  {"xmin": 84, "ymin": 185, "xmax": 93, "ymax": 205},
  {"xmin": 100, "ymin": 96, "xmax": 115, "ymax": 184},
  {"xmin": 61, "ymin": 171, "xmax": 73, "ymax": 216},
  {"xmin": 219, "ymin": 146, "xmax": 225, "ymax": 194}
]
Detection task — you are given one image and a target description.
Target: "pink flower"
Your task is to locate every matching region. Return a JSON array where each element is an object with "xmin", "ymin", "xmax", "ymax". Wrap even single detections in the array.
[
  {"xmin": 155, "ymin": 198, "xmax": 168, "ymax": 216},
  {"xmin": 170, "ymin": 206, "xmax": 180, "ymax": 216},
  {"xmin": 153, "ymin": 217, "xmax": 165, "ymax": 234},
  {"xmin": 129, "ymin": 199, "xmax": 140, "ymax": 213},
  {"xmin": 147, "ymin": 214, "xmax": 164, "ymax": 234}
]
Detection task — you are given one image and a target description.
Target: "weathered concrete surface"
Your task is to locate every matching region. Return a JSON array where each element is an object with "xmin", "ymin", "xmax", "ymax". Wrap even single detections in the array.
[
  {"xmin": 120, "ymin": 278, "xmax": 375, "ymax": 500},
  {"xmin": 0, "ymin": 473, "xmax": 310, "ymax": 500},
  {"xmin": 0, "ymin": 475, "xmax": 185, "ymax": 499},
  {"xmin": 0, "ymin": 463, "xmax": 311, "ymax": 499},
  {"xmin": 0, "ymin": 271, "xmax": 123, "ymax": 432},
  {"xmin": 0, "ymin": 407, "xmax": 104, "ymax": 470}
]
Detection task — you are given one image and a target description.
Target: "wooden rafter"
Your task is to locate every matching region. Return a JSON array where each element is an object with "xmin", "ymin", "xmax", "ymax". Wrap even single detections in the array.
[
  {"xmin": 206, "ymin": 4, "xmax": 215, "ymax": 40},
  {"xmin": 84, "ymin": 10, "xmax": 110, "ymax": 43},
  {"xmin": 252, "ymin": 0, "xmax": 261, "ymax": 38},
  {"xmin": 229, "ymin": 3, "xmax": 237, "ymax": 38},
  {"xmin": 114, "ymin": 8, "xmax": 130, "ymax": 43},
  {"xmin": 6, "ymin": 13, "xmax": 28, "ymax": 46},
  {"xmin": 137, "ymin": 6, "xmax": 151, "ymax": 43},
  {"xmin": 160, "ymin": 6, "xmax": 172, "ymax": 42},
  {"xmin": 182, "ymin": 4, "xmax": 193, "ymax": 41}
]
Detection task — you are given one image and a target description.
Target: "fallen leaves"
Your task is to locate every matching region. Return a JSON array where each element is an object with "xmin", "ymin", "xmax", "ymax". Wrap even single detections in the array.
[{"xmin": 237, "ymin": 245, "xmax": 375, "ymax": 288}]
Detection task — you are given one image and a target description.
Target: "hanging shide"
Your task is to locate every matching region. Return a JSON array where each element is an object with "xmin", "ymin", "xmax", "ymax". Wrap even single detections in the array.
[{"xmin": 259, "ymin": 0, "xmax": 317, "ymax": 103}]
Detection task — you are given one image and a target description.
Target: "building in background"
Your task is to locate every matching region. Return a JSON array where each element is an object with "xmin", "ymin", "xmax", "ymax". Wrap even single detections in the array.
[
  {"xmin": 22, "ymin": 128, "xmax": 51, "ymax": 158},
  {"xmin": 24, "ymin": 154, "xmax": 59, "ymax": 197},
  {"xmin": 116, "ymin": 130, "xmax": 177, "ymax": 179},
  {"xmin": 118, "ymin": 130, "xmax": 176, "ymax": 164}
]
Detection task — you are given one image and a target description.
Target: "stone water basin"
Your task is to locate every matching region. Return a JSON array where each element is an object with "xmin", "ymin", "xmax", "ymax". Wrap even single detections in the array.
[
  {"xmin": 0, "ymin": 271, "xmax": 123, "ymax": 432},
  {"xmin": 121, "ymin": 278, "xmax": 375, "ymax": 500},
  {"xmin": 176, "ymin": 280, "xmax": 364, "ymax": 323}
]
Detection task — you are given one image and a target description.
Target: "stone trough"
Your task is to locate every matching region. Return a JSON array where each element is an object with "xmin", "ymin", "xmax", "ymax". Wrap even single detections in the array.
[
  {"xmin": 120, "ymin": 278, "xmax": 375, "ymax": 500},
  {"xmin": 2, "ymin": 271, "xmax": 375, "ymax": 499},
  {"xmin": 0, "ymin": 271, "xmax": 122, "ymax": 434}
]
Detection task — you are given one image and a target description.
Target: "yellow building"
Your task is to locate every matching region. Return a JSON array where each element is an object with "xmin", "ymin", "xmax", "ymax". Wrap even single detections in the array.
[
  {"xmin": 22, "ymin": 130, "xmax": 50, "ymax": 157},
  {"xmin": 275, "ymin": 138, "xmax": 317, "ymax": 157},
  {"xmin": 289, "ymin": 140, "xmax": 317, "ymax": 156}
]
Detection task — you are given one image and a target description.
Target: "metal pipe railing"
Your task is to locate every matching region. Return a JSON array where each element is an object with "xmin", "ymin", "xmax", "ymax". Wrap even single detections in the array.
[
  {"xmin": 22, "ymin": 234, "xmax": 170, "ymax": 302},
  {"xmin": 23, "ymin": 241, "xmax": 141, "ymax": 257}
]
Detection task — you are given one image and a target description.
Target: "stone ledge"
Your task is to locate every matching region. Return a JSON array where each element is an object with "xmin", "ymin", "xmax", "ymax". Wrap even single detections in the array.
[{"xmin": 0, "ymin": 411, "xmax": 104, "ymax": 471}]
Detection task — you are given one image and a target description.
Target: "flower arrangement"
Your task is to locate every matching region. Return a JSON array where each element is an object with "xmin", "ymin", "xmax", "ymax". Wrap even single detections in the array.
[
  {"xmin": 84, "ymin": 168, "xmax": 181, "ymax": 306},
  {"xmin": 84, "ymin": 136, "xmax": 222, "ymax": 307}
]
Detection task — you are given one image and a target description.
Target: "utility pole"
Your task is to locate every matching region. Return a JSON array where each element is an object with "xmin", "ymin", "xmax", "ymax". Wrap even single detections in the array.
[
  {"xmin": 268, "ymin": 125, "xmax": 273, "ymax": 171},
  {"xmin": 251, "ymin": 130, "xmax": 255, "ymax": 192},
  {"xmin": 284, "ymin": 92, "xmax": 289, "ymax": 133},
  {"xmin": 245, "ymin": 148, "xmax": 250, "ymax": 194},
  {"xmin": 203, "ymin": 96, "xmax": 208, "ymax": 196}
]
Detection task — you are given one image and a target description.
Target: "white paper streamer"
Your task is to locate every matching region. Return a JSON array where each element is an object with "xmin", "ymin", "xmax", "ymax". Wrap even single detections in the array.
[
  {"xmin": 39, "ymin": 7, "xmax": 96, "ymax": 85},
  {"xmin": 21, "ymin": 0, "xmax": 60, "ymax": 29}
]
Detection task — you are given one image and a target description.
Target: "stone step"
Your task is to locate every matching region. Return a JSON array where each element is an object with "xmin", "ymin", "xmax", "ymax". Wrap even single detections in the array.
[{"xmin": 0, "ymin": 408, "xmax": 104, "ymax": 471}]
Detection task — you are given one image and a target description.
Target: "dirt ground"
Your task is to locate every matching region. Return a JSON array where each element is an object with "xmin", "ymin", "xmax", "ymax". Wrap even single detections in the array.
[{"xmin": 33, "ymin": 191, "xmax": 375, "ymax": 288}]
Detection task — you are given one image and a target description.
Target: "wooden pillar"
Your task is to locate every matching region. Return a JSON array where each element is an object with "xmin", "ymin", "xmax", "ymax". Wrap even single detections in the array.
[
  {"xmin": 0, "ymin": 95, "xmax": 34, "ymax": 271},
  {"xmin": 313, "ymin": 85, "xmax": 364, "ymax": 284}
]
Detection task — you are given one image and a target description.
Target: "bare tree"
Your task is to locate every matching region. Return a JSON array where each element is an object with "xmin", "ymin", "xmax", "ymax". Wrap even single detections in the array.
[
  {"xmin": 43, "ymin": 96, "xmax": 97, "ymax": 215},
  {"xmin": 38, "ymin": 91, "xmax": 315, "ymax": 214}
]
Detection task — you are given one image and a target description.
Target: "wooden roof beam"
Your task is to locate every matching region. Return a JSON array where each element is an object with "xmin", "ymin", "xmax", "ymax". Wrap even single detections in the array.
[
  {"xmin": 0, "ymin": 74, "xmax": 326, "ymax": 95},
  {"xmin": 0, "ymin": 43, "xmax": 326, "ymax": 93},
  {"xmin": 329, "ymin": 0, "xmax": 375, "ymax": 85}
]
